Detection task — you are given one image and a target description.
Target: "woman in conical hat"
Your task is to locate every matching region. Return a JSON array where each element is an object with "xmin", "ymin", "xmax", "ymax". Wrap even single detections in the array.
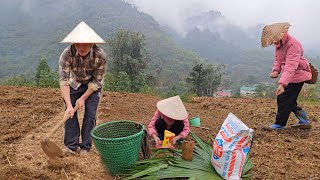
[
  {"xmin": 148, "ymin": 96, "xmax": 190, "ymax": 146},
  {"xmin": 261, "ymin": 23, "xmax": 312, "ymax": 130},
  {"xmin": 58, "ymin": 21, "xmax": 107, "ymax": 155}
]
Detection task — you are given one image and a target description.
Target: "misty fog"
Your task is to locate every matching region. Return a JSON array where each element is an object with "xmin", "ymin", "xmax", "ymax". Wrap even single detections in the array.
[{"xmin": 126, "ymin": 0, "xmax": 320, "ymax": 50}]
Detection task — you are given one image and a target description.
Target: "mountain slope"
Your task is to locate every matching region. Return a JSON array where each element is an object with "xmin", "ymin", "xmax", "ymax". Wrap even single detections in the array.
[{"xmin": 0, "ymin": 0, "xmax": 204, "ymax": 86}]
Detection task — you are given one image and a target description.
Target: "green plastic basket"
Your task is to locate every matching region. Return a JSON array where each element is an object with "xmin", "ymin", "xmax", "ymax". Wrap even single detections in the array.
[{"xmin": 91, "ymin": 120, "xmax": 144, "ymax": 175}]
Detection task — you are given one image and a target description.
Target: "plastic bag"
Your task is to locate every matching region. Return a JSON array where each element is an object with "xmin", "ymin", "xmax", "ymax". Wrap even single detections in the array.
[
  {"xmin": 162, "ymin": 130, "xmax": 175, "ymax": 148},
  {"xmin": 211, "ymin": 113, "xmax": 254, "ymax": 180}
]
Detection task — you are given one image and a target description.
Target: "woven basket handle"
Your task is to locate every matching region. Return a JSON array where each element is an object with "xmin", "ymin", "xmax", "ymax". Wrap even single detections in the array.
[{"xmin": 141, "ymin": 128, "xmax": 151, "ymax": 159}]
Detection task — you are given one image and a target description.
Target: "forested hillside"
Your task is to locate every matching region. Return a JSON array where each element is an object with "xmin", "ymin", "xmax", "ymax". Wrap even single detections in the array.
[
  {"xmin": 0, "ymin": 0, "xmax": 204, "ymax": 86},
  {"xmin": 1, "ymin": 0, "xmax": 318, "ymax": 89}
]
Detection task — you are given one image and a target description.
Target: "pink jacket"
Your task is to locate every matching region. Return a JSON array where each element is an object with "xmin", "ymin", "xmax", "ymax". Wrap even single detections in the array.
[
  {"xmin": 272, "ymin": 34, "xmax": 312, "ymax": 87},
  {"xmin": 148, "ymin": 109, "xmax": 190, "ymax": 138}
]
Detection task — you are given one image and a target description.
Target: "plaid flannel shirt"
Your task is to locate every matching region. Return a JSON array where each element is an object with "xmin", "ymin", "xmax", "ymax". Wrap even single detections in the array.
[{"xmin": 59, "ymin": 44, "xmax": 107, "ymax": 91}]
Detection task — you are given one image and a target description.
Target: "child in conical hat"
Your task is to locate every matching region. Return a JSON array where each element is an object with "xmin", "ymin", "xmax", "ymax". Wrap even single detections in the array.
[{"xmin": 148, "ymin": 96, "xmax": 190, "ymax": 146}]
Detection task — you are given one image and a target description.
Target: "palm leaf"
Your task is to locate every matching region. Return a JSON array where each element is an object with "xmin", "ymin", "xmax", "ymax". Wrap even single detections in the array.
[
  {"xmin": 123, "ymin": 163, "xmax": 168, "ymax": 180},
  {"xmin": 190, "ymin": 131, "xmax": 212, "ymax": 155},
  {"xmin": 147, "ymin": 166, "xmax": 222, "ymax": 180},
  {"xmin": 241, "ymin": 153, "xmax": 253, "ymax": 178},
  {"xmin": 121, "ymin": 131, "xmax": 252, "ymax": 179}
]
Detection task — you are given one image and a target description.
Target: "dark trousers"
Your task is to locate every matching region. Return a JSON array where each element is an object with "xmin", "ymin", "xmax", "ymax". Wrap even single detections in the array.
[
  {"xmin": 155, "ymin": 118, "xmax": 184, "ymax": 140},
  {"xmin": 275, "ymin": 82, "xmax": 304, "ymax": 126},
  {"xmin": 64, "ymin": 84, "xmax": 100, "ymax": 151}
]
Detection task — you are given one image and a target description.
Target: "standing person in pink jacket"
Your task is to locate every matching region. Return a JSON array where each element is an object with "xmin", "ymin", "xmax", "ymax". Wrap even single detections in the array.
[
  {"xmin": 261, "ymin": 23, "xmax": 312, "ymax": 130},
  {"xmin": 148, "ymin": 96, "xmax": 190, "ymax": 146}
]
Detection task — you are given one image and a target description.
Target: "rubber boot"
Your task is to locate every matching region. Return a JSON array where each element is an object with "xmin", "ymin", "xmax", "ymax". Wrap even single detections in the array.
[
  {"xmin": 265, "ymin": 123, "xmax": 285, "ymax": 130},
  {"xmin": 292, "ymin": 110, "xmax": 311, "ymax": 129}
]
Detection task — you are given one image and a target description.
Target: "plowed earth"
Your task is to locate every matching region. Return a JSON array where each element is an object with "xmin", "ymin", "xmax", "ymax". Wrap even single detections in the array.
[{"xmin": 0, "ymin": 86, "xmax": 319, "ymax": 179}]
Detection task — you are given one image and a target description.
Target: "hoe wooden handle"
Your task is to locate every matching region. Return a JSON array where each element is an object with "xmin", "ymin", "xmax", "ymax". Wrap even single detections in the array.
[{"xmin": 44, "ymin": 105, "xmax": 79, "ymax": 140}]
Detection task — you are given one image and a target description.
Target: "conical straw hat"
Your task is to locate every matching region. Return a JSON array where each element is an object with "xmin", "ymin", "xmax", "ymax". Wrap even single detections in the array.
[
  {"xmin": 157, "ymin": 96, "xmax": 188, "ymax": 120},
  {"xmin": 261, "ymin": 22, "xmax": 290, "ymax": 47},
  {"xmin": 61, "ymin": 21, "xmax": 105, "ymax": 44}
]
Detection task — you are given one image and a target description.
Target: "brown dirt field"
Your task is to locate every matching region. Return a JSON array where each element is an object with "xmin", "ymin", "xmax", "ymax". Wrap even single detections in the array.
[{"xmin": 0, "ymin": 86, "xmax": 319, "ymax": 180}]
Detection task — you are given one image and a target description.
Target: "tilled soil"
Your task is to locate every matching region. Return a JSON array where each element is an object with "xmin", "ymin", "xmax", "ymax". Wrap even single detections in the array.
[{"xmin": 0, "ymin": 86, "xmax": 319, "ymax": 179}]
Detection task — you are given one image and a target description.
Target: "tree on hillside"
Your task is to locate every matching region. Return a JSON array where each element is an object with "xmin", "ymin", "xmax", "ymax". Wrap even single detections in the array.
[
  {"xmin": 35, "ymin": 58, "xmax": 59, "ymax": 88},
  {"xmin": 108, "ymin": 30, "xmax": 148, "ymax": 92},
  {"xmin": 115, "ymin": 71, "xmax": 131, "ymax": 92},
  {"xmin": 204, "ymin": 64, "xmax": 225, "ymax": 96},
  {"xmin": 108, "ymin": 30, "xmax": 148, "ymax": 79},
  {"xmin": 38, "ymin": 70, "xmax": 59, "ymax": 88},
  {"xmin": 186, "ymin": 64, "xmax": 207, "ymax": 96},
  {"xmin": 186, "ymin": 63, "xmax": 224, "ymax": 96},
  {"xmin": 104, "ymin": 72, "xmax": 116, "ymax": 91},
  {"xmin": 36, "ymin": 58, "xmax": 51, "ymax": 85},
  {"xmin": 131, "ymin": 72, "xmax": 147, "ymax": 92}
]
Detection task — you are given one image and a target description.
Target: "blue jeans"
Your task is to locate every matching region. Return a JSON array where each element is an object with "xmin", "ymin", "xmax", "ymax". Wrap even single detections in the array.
[{"xmin": 64, "ymin": 84, "xmax": 100, "ymax": 151}]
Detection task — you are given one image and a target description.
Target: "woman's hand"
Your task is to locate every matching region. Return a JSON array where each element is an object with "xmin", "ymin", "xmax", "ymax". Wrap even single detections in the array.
[
  {"xmin": 170, "ymin": 135, "xmax": 181, "ymax": 145},
  {"xmin": 276, "ymin": 84, "xmax": 285, "ymax": 96},
  {"xmin": 153, "ymin": 134, "xmax": 161, "ymax": 144},
  {"xmin": 153, "ymin": 135, "xmax": 162, "ymax": 148},
  {"xmin": 270, "ymin": 71, "xmax": 279, "ymax": 78}
]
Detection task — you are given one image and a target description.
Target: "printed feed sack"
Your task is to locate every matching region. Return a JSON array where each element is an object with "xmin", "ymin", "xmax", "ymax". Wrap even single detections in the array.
[{"xmin": 211, "ymin": 113, "xmax": 254, "ymax": 180}]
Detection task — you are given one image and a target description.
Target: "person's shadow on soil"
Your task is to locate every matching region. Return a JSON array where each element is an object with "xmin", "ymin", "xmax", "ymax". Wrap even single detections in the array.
[
  {"xmin": 279, "ymin": 128, "xmax": 311, "ymax": 139},
  {"xmin": 262, "ymin": 127, "xmax": 311, "ymax": 139}
]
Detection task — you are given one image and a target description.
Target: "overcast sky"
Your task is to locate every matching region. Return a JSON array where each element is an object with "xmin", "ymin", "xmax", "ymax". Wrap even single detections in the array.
[{"xmin": 126, "ymin": 0, "xmax": 320, "ymax": 49}]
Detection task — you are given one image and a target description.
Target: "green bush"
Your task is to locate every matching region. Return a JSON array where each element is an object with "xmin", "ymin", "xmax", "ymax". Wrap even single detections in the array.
[
  {"xmin": 0, "ymin": 75, "xmax": 34, "ymax": 87},
  {"xmin": 298, "ymin": 84, "xmax": 320, "ymax": 102}
]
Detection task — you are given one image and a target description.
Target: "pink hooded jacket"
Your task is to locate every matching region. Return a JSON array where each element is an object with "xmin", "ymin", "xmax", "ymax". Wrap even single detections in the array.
[{"xmin": 272, "ymin": 34, "xmax": 312, "ymax": 87}]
